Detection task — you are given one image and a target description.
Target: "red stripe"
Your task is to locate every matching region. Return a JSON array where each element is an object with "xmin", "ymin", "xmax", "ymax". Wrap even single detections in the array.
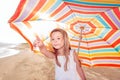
[
  {"xmin": 71, "ymin": 38, "xmax": 104, "ymax": 43},
  {"xmin": 104, "ymin": 30, "xmax": 115, "ymax": 41},
  {"xmin": 71, "ymin": 45, "xmax": 89, "ymax": 49},
  {"xmin": 113, "ymin": 7, "xmax": 120, "ymax": 20},
  {"xmin": 89, "ymin": 45, "xmax": 113, "ymax": 50},
  {"xmin": 24, "ymin": 0, "xmax": 46, "ymax": 21},
  {"xmin": 9, "ymin": 23, "xmax": 33, "ymax": 50},
  {"xmin": 92, "ymin": 57, "xmax": 120, "ymax": 60},
  {"xmin": 8, "ymin": 0, "xmax": 27, "ymax": 22},
  {"xmin": 71, "ymin": 44, "xmax": 114, "ymax": 50},
  {"xmin": 88, "ymin": 22, "xmax": 96, "ymax": 28},
  {"xmin": 94, "ymin": 64, "xmax": 120, "ymax": 67},
  {"xmin": 65, "ymin": 2, "xmax": 115, "ymax": 9},
  {"xmin": 112, "ymin": 38, "xmax": 120, "ymax": 48},
  {"xmin": 50, "ymin": 3, "xmax": 66, "ymax": 17},
  {"xmin": 85, "ymin": 22, "xmax": 96, "ymax": 35},
  {"xmin": 79, "ymin": 57, "xmax": 120, "ymax": 60},
  {"xmin": 70, "ymin": 21, "xmax": 96, "ymax": 35},
  {"xmin": 71, "ymin": 38, "xmax": 111, "ymax": 44},
  {"xmin": 78, "ymin": 56, "xmax": 91, "ymax": 60},
  {"xmin": 72, "ymin": 45, "xmax": 113, "ymax": 49},
  {"xmin": 70, "ymin": 21, "xmax": 89, "ymax": 34},
  {"xmin": 73, "ymin": 10, "xmax": 100, "ymax": 14},
  {"xmin": 81, "ymin": 63, "xmax": 91, "ymax": 67},
  {"xmin": 100, "ymin": 12, "xmax": 118, "ymax": 30},
  {"xmin": 56, "ymin": 10, "xmax": 72, "ymax": 21}
]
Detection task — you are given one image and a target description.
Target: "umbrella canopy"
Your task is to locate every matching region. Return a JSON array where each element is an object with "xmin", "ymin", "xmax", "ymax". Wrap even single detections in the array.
[{"xmin": 9, "ymin": 0, "xmax": 120, "ymax": 67}]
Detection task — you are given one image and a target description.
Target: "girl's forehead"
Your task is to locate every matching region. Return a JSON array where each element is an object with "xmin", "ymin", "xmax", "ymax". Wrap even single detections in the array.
[{"xmin": 51, "ymin": 31, "xmax": 63, "ymax": 36}]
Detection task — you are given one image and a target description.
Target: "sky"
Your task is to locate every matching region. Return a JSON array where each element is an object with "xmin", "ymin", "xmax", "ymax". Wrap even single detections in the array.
[{"xmin": 0, "ymin": 0, "xmax": 26, "ymax": 43}]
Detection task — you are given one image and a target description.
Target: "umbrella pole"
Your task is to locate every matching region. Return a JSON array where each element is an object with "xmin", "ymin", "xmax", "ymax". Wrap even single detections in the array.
[
  {"xmin": 77, "ymin": 27, "xmax": 84, "ymax": 54},
  {"xmin": 77, "ymin": 31, "xmax": 82, "ymax": 54}
]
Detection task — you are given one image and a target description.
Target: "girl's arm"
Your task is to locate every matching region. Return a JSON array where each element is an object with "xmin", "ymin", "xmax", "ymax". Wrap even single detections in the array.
[
  {"xmin": 33, "ymin": 35, "xmax": 55, "ymax": 59},
  {"xmin": 73, "ymin": 50, "xmax": 86, "ymax": 80}
]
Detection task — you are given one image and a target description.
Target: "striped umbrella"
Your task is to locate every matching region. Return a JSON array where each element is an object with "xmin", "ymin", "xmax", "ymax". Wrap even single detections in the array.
[{"xmin": 8, "ymin": 0, "xmax": 120, "ymax": 67}]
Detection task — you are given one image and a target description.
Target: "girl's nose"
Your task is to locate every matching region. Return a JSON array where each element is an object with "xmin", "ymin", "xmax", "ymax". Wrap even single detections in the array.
[{"xmin": 54, "ymin": 40, "xmax": 57, "ymax": 43}]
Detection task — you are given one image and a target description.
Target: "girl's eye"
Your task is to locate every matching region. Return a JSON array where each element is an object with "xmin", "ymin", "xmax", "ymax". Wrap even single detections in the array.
[
  {"xmin": 51, "ymin": 39, "xmax": 54, "ymax": 41},
  {"xmin": 57, "ymin": 38, "xmax": 60, "ymax": 40}
]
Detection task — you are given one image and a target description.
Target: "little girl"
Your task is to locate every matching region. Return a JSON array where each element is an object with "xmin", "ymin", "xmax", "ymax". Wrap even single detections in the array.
[{"xmin": 33, "ymin": 28, "xmax": 86, "ymax": 80}]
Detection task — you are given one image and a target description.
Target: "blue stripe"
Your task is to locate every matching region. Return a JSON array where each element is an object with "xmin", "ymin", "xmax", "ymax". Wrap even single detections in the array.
[
  {"xmin": 75, "ymin": 13, "xmax": 97, "ymax": 18},
  {"xmin": 79, "ymin": 49, "xmax": 90, "ymax": 53},
  {"xmin": 89, "ymin": 48, "xmax": 118, "ymax": 53},
  {"xmin": 83, "ymin": 36, "xmax": 100, "ymax": 41},
  {"xmin": 79, "ymin": 48, "xmax": 117, "ymax": 54},
  {"xmin": 95, "ymin": 15, "xmax": 111, "ymax": 28},
  {"xmin": 116, "ymin": 45, "xmax": 120, "ymax": 52},
  {"xmin": 63, "ymin": 0, "xmax": 120, "ymax": 6},
  {"xmin": 46, "ymin": 0, "xmax": 62, "ymax": 14},
  {"xmin": 98, "ymin": 28, "xmax": 110, "ymax": 38},
  {"xmin": 77, "ymin": 47, "xmax": 119, "ymax": 54},
  {"xmin": 60, "ymin": 14, "xmax": 75, "ymax": 23}
]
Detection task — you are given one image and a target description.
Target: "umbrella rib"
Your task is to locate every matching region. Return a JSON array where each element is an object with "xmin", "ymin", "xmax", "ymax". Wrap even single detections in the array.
[
  {"xmin": 64, "ymin": 2, "xmax": 77, "ymax": 21},
  {"xmin": 83, "ymin": 33, "xmax": 93, "ymax": 66},
  {"xmin": 93, "ymin": 32, "xmax": 119, "ymax": 52}
]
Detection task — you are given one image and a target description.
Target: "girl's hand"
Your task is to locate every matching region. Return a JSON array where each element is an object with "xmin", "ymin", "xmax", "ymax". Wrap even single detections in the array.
[{"xmin": 33, "ymin": 35, "xmax": 44, "ymax": 48}]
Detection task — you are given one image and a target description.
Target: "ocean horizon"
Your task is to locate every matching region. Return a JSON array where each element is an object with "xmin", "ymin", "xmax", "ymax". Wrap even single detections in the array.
[{"xmin": 0, "ymin": 42, "xmax": 28, "ymax": 58}]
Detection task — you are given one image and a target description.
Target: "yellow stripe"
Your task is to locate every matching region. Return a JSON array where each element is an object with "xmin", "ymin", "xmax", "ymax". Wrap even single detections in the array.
[
  {"xmin": 40, "ymin": 0, "xmax": 56, "ymax": 13},
  {"xmin": 78, "ymin": 52, "xmax": 90, "ymax": 57},
  {"xmin": 66, "ymin": 17, "xmax": 93, "ymax": 24},
  {"xmin": 90, "ymin": 52, "xmax": 120, "ymax": 57},
  {"xmin": 91, "ymin": 18, "xmax": 104, "ymax": 28},
  {"xmin": 31, "ymin": 0, "xmax": 56, "ymax": 20},
  {"xmin": 32, "ymin": 0, "xmax": 56, "ymax": 20}
]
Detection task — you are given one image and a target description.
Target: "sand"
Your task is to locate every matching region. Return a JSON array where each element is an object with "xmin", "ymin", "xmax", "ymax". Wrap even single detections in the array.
[{"xmin": 0, "ymin": 43, "xmax": 120, "ymax": 80}]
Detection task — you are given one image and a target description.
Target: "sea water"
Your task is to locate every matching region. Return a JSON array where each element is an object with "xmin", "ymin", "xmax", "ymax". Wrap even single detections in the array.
[{"xmin": 0, "ymin": 43, "xmax": 20, "ymax": 58}]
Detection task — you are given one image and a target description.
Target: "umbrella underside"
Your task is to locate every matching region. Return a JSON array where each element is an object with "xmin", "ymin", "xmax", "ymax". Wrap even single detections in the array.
[{"xmin": 9, "ymin": 0, "xmax": 120, "ymax": 67}]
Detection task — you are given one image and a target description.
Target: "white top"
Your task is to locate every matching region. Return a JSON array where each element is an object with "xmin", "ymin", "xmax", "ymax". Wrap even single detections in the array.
[{"xmin": 55, "ymin": 50, "xmax": 81, "ymax": 80}]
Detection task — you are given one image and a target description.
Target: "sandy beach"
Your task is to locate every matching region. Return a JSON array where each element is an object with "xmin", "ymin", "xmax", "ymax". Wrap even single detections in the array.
[{"xmin": 0, "ymin": 43, "xmax": 120, "ymax": 80}]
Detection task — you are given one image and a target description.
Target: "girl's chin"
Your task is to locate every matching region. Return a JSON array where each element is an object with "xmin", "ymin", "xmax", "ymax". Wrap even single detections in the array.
[
  {"xmin": 54, "ymin": 47, "xmax": 59, "ymax": 49},
  {"xmin": 54, "ymin": 47, "xmax": 64, "ymax": 50}
]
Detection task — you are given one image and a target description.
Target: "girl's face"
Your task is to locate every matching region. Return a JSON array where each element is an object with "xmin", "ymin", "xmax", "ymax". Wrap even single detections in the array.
[{"xmin": 50, "ymin": 31, "xmax": 64, "ymax": 50}]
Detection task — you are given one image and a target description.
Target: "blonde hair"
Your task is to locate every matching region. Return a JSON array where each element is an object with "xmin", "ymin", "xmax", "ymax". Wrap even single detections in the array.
[{"xmin": 50, "ymin": 28, "xmax": 71, "ymax": 71}]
